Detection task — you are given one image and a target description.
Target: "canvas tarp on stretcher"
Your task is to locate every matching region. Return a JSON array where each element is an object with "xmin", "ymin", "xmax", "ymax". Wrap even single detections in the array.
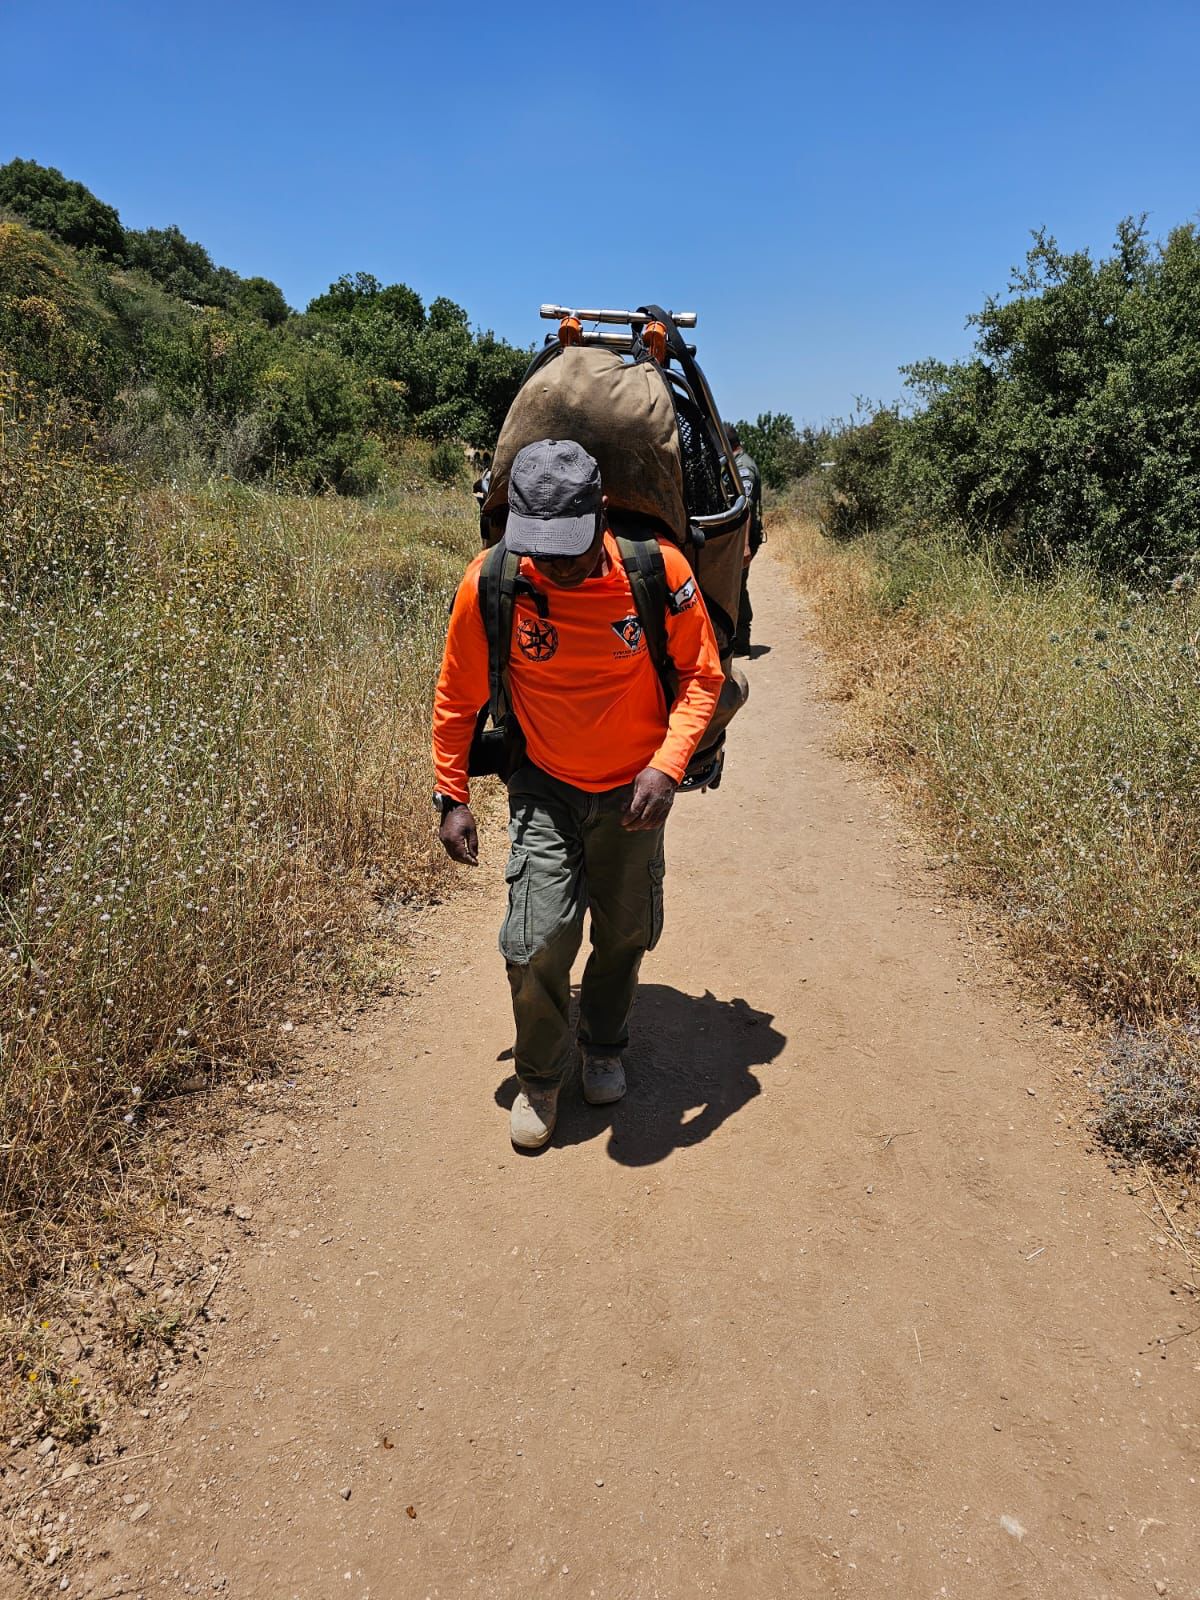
[{"xmin": 483, "ymin": 345, "xmax": 746, "ymax": 646}]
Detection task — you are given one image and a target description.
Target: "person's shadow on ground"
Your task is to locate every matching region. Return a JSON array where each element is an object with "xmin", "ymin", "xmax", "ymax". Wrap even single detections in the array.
[{"xmin": 494, "ymin": 984, "xmax": 784, "ymax": 1165}]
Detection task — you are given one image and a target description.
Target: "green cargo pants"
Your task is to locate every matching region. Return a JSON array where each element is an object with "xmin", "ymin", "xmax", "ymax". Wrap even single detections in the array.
[{"xmin": 501, "ymin": 763, "xmax": 666, "ymax": 1088}]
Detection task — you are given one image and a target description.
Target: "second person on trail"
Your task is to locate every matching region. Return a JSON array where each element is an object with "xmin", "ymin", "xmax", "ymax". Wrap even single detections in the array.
[
  {"xmin": 728, "ymin": 423, "xmax": 763, "ymax": 657},
  {"xmin": 432, "ymin": 439, "xmax": 724, "ymax": 1151}
]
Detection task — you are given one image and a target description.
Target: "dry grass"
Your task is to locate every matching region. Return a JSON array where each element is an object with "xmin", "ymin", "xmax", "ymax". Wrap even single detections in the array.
[
  {"xmin": 774, "ymin": 505, "xmax": 1200, "ymax": 1166},
  {"xmin": 1, "ymin": 380, "xmax": 478, "ymax": 1294}
]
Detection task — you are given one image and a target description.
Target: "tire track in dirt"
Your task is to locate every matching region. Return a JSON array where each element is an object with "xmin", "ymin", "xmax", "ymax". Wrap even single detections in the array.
[{"xmin": 84, "ymin": 554, "xmax": 1199, "ymax": 1598}]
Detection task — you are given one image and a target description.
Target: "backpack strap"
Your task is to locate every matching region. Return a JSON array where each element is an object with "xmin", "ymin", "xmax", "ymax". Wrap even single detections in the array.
[
  {"xmin": 614, "ymin": 535, "xmax": 679, "ymax": 707},
  {"xmin": 477, "ymin": 540, "xmax": 523, "ymax": 724}
]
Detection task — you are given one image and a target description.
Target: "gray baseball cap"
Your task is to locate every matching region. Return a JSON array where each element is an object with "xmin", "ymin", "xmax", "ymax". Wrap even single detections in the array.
[{"xmin": 505, "ymin": 439, "xmax": 602, "ymax": 558}]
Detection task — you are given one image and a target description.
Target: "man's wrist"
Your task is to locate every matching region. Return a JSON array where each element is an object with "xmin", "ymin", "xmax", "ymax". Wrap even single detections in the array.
[{"xmin": 433, "ymin": 790, "xmax": 469, "ymax": 817}]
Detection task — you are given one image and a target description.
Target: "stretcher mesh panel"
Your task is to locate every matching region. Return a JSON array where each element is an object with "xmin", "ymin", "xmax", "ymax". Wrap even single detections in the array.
[{"xmin": 674, "ymin": 396, "xmax": 725, "ymax": 519}]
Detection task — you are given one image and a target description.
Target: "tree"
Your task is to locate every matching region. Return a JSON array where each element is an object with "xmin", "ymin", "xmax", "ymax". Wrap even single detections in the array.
[
  {"xmin": 306, "ymin": 273, "xmax": 423, "ymax": 327},
  {"xmin": 0, "ymin": 157, "xmax": 125, "ymax": 260},
  {"xmin": 737, "ymin": 412, "xmax": 824, "ymax": 488},
  {"xmin": 124, "ymin": 225, "xmax": 226, "ymax": 305},
  {"xmin": 299, "ymin": 280, "xmax": 528, "ymax": 445},
  {"xmin": 428, "ymin": 295, "xmax": 469, "ymax": 332},
  {"xmin": 232, "ymin": 276, "xmax": 291, "ymax": 327}
]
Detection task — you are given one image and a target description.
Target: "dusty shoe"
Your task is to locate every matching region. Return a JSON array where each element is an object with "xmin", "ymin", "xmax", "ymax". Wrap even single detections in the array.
[
  {"xmin": 582, "ymin": 1053, "xmax": 626, "ymax": 1106},
  {"xmin": 510, "ymin": 1083, "xmax": 560, "ymax": 1149}
]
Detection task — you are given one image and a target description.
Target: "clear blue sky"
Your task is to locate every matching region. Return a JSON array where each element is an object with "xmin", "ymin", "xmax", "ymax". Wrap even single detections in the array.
[{"xmin": 3, "ymin": 0, "xmax": 1198, "ymax": 425}]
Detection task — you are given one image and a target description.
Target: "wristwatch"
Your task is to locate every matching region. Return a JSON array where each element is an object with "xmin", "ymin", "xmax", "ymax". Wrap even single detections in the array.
[{"xmin": 432, "ymin": 791, "xmax": 466, "ymax": 816}]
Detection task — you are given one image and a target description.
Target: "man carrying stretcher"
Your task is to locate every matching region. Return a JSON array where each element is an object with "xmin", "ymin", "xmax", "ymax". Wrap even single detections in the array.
[{"xmin": 432, "ymin": 439, "xmax": 723, "ymax": 1150}]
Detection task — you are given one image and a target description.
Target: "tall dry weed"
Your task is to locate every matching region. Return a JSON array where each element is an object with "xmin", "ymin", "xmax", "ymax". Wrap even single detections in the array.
[
  {"xmin": 774, "ymin": 510, "xmax": 1200, "ymax": 1025},
  {"xmin": 1, "ymin": 382, "xmax": 476, "ymax": 1283}
]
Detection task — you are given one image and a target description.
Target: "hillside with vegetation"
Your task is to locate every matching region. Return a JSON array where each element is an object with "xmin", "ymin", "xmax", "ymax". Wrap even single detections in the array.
[
  {"xmin": 774, "ymin": 217, "xmax": 1200, "ymax": 1169},
  {"xmin": 0, "ymin": 157, "xmax": 529, "ymax": 491}
]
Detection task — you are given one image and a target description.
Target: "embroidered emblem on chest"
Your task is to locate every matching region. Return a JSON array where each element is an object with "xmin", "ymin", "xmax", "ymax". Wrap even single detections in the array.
[
  {"xmin": 611, "ymin": 615, "xmax": 644, "ymax": 651},
  {"xmin": 516, "ymin": 617, "xmax": 559, "ymax": 661}
]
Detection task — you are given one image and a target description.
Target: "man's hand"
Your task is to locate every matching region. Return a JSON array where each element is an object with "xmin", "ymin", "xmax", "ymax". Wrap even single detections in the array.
[
  {"xmin": 439, "ymin": 803, "xmax": 479, "ymax": 865},
  {"xmin": 621, "ymin": 767, "xmax": 677, "ymax": 832}
]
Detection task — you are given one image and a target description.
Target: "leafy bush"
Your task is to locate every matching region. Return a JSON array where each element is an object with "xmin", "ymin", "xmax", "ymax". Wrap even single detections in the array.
[
  {"xmin": 824, "ymin": 217, "xmax": 1200, "ymax": 581},
  {"xmin": 123, "ymin": 223, "xmax": 230, "ymax": 305},
  {"xmin": 429, "ymin": 439, "xmax": 465, "ymax": 484},
  {"xmin": 822, "ymin": 406, "xmax": 905, "ymax": 541},
  {"xmin": 0, "ymin": 222, "xmax": 120, "ymax": 399},
  {"xmin": 147, "ymin": 306, "xmax": 270, "ymax": 419},
  {"xmin": 138, "ymin": 312, "xmax": 385, "ymax": 491},
  {"xmin": 257, "ymin": 343, "xmax": 383, "ymax": 493},
  {"xmin": 231, "ymin": 274, "xmax": 290, "ymax": 327},
  {"xmin": 307, "ymin": 272, "xmax": 424, "ymax": 327}
]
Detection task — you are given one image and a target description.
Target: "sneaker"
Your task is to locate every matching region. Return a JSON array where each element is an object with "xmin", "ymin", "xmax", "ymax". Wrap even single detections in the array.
[
  {"xmin": 510, "ymin": 1083, "xmax": 559, "ymax": 1149},
  {"xmin": 581, "ymin": 1053, "xmax": 626, "ymax": 1106}
]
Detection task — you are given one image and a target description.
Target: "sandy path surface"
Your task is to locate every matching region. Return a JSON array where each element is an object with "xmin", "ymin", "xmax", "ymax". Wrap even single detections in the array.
[{"xmin": 86, "ymin": 557, "xmax": 1198, "ymax": 1598}]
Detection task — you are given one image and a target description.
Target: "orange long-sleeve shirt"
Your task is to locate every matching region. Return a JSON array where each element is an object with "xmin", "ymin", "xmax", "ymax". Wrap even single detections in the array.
[{"xmin": 432, "ymin": 532, "xmax": 723, "ymax": 802}]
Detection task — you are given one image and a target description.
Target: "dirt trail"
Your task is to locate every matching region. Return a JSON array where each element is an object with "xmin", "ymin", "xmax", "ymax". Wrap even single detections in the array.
[{"xmin": 87, "ymin": 556, "xmax": 1198, "ymax": 1598}]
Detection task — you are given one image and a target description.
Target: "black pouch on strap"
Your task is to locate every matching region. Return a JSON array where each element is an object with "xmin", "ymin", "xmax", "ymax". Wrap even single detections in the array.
[
  {"xmin": 467, "ymin": 705, "xmax": 525, "ymax": 778},
  {"xmin": 468, "ymin": 541, "xmax": 527, "ymax": 779}
]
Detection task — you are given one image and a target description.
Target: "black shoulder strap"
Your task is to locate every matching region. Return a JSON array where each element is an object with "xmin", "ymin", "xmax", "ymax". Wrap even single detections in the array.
[
  {"xmin": 477, "ymin": 541, "xmax": 522, "ymax": 724},
  {"xmin": 615, "ymin": 535, "xmax": 678, "ymax": 706}
]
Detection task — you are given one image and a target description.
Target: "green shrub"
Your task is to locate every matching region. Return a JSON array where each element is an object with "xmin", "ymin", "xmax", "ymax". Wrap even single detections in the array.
[
  {"xmin": 822, "ymin": 217, "xmax": 1200, "ymax": 581},
  {"xmin": 231, "ymin": 275, "xmax": 291, "ymax": 327},
  {"xmin": 147, "ymin": 306, "xmax": 269, "ymax": 419},
  {"xmin": 0, "ymin": 222, "xmax": 120, "ymax": 400},
  {"xmin": 304, "ymin": 275, "xmax": 529, "ymax": 446},
  {"xmin": 429, "ymin": 439, "xmax": 465, "ymax": 484},
  {"xmin": 823, "ymin": 407, "xmax": 906, "ymax": 541},
  {"xmin": 142, "ymin": 313, "xmax": 383, "ymax": 491},
  {"xmin": 256, "ymin": 343, "xmax": 380, "ymax": 492}
]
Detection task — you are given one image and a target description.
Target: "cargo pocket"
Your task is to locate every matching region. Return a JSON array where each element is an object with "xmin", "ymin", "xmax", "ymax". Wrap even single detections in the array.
[
  {"xmin": 647, "ymin": 857, "xmax": 665, "ymax": 951},
  {"xmin": 499, "ymin": 850, "xmax": 531, "ymax": 964}
]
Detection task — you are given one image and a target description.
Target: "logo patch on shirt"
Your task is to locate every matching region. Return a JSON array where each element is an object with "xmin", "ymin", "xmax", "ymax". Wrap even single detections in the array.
[
  {"xmin": 516, "ymin": 617, "xmax": 559, "ymax": 661},
  {"xmin": 611, "ymin": 614, "xmax": 644, "ymax": 651},
  {"xmin": 669, "ymin": 577, "xmax": 698, "ymax": 613}
]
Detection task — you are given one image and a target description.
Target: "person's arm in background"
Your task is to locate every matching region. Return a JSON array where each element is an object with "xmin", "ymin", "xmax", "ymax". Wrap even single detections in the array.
[{"xmin": 738, "ymin": 454, "xmax": 764, "ymax": 556}]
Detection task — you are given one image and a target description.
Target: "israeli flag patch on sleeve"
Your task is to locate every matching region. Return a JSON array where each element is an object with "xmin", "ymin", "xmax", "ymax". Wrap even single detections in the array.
[{"xmin": 668, "ymin": 577, "xmax": 698, "ymax": 613}]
